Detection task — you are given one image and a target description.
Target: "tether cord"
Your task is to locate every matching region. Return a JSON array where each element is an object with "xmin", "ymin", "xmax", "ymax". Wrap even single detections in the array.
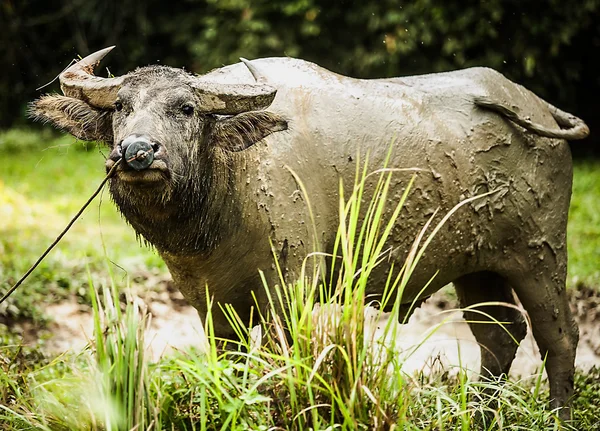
[{"xmin": 0, "ymin": 158, "xmax": 122, "ymax": 305}]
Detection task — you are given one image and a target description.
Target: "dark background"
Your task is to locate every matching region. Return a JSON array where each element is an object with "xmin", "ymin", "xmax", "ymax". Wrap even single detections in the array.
[{"xmin": 1, "ymin": 0, "xmax": 598, "ymax": 156}]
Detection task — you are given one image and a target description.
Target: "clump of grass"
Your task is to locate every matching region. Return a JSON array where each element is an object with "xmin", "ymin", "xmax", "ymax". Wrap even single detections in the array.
[
  {"xmin": 0, "ymin": 271, "xmax": 151, "ymax": 430},
  {"xmin": 88, "ymin": 271, "xmax": 155, "ymax": 430},
  {"xmin": 244, "ymin": 154, "xmax": 422, "ymax": 429}
]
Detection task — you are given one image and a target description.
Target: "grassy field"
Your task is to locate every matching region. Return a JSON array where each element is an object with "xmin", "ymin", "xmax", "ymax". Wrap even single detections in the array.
[
  {"xmin": 0, "ymin": 129, "xmax": 164, "ymax": 324},
  {"xmin": 568, "ymin": 160, "xmax": 600, "ymax": 287},
  {"xmin": 1, "ymin": 128, "xmax": 600, "ymax": 429}
]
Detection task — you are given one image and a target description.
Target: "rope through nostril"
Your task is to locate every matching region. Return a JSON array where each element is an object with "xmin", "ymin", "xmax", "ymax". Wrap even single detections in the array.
[{"xmin": 126, "ymin": 149, "xmax": 152, "ymax": 164}]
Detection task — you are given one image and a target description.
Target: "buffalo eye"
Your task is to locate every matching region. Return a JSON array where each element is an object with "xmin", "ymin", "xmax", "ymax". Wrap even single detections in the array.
[
  {"xmin": 181, "ymin": 104, "xmax": 194, "ymax": 116},
  {"xmin": 114, "ymin": 100, "xmax": 123, "ymax": 112}
]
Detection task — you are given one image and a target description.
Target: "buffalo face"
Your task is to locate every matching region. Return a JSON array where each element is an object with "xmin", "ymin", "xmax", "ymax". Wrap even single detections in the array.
[{"xmin": 105, "ymin": 67, "xmax": 205, "ymax": 204}]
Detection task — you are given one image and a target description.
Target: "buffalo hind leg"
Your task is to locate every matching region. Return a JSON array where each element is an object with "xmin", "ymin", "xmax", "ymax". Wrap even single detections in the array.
[
  {"xmin": 506, "ymin": 270, "xmax": 578, "ymax": 422},
  {"xmin": 454, "ymin": 271, "xmax": 527, "ymax": 381},
  {"xmin": 454, "ymin": 271, "xmax": 527, "ymax": 422}
]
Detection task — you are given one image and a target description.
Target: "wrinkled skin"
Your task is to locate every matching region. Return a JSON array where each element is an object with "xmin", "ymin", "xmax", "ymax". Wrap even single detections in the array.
[{"xmin": 31, "ymin": 55, "xmax": 589, "ymax": 420}]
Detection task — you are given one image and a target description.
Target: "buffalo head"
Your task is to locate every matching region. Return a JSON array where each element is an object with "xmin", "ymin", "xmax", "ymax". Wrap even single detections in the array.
[{"xmin": 30, "ymin": 47, "xmax": 287, "ymax": 251}]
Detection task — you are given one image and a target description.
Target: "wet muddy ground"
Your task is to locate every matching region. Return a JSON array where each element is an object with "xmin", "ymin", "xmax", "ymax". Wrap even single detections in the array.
[{"xmin": 16, "ymin": 277, "xmax": 600, "ymax": 378}]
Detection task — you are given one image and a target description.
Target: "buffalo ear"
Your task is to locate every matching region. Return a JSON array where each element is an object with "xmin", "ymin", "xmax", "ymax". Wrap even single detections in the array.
[
  {"xmin": 28, "ymin": 95, "xmax": 114, "ymax": 143},
  {"xmin": 213, "ymin": 111, "xmax": 287, "ymax": 152}
]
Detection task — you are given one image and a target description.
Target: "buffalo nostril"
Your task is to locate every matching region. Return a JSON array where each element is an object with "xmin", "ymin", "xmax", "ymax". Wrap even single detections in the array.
[{"xmin": 125, "ymin": 140, "xmax": 154, "ymax": 170}]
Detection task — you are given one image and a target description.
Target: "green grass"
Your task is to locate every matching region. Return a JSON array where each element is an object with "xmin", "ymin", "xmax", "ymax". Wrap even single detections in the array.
[{"xmin": 568, "ymin": 160, "xmax": 600, "ymax": 287}]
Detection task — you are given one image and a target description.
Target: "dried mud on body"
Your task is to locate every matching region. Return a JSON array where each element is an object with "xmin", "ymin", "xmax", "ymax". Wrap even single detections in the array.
[{"xmin": 11, "ymin": 276, "xmax": 600, "ymax": 378}]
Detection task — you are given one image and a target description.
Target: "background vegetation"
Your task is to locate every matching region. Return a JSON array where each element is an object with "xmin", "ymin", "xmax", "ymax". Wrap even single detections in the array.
[{"xmin": 1, "ymin": 0, "xmax": 599, "ymax": 156}]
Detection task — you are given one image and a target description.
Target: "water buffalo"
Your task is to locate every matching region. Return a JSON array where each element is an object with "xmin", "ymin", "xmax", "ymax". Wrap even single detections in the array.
[{"xmin": 30, "ymin": 47, "xmax": 589, "ymax": 419}]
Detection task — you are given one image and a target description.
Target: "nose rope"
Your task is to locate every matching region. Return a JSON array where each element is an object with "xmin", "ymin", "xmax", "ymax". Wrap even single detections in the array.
[
  {"xmin": 126, "ymin": 149, "xmax": 152, "ymax": 164},
  {"xmin": 0, "ymin": 158, "xmax": 123, "ymax": 305}
]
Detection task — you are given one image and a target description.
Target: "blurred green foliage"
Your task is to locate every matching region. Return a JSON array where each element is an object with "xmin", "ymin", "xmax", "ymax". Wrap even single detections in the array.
[{"xmin": 1, "ymin": 0, "xmax": 598, "ymax": 151}]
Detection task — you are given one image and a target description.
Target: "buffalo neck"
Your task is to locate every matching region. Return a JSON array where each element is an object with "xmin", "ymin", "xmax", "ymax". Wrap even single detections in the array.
[{"xmin": 109, "ymin": 152, "xmax": 241, "ymax": 257}]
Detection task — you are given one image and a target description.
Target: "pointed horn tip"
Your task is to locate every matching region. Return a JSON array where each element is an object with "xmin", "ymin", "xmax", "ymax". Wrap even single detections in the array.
[
  {"xmin": 70, "ymin": 46, "xmax": 117, "ymax": 71},
  {"xmin": 239, "ymin": 57, "xmax": 266, "ymax": 83}
]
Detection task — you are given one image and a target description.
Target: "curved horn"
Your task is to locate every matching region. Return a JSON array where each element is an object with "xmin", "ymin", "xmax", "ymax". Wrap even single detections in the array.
[
  {"xmin": 240, "ymin": 57, "xmax": 268, "ymax": 83},
  {"xmin": 59, "ymin": 46, "xmax": 124, "ymax": 109},
  {"xmin": 191, "ymin": 81, "xmax": 277, "ymax": 115}
]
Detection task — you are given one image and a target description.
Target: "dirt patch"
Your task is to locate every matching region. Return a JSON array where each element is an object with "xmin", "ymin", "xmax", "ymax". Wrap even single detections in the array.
[
  {"xmin": 379, "ymin": 292, "xmax": 600, "ymax": 378},
  {"xmin": 384, "ymin": 284, "xmax": 600, "ymax": 377},
  {"xmin": 15, "ymin": 275, "xmax": 207, "ymax": 359},
  {"xmin": 13, "ymin": 281, "xmax": 600, "ymax": 377}
]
